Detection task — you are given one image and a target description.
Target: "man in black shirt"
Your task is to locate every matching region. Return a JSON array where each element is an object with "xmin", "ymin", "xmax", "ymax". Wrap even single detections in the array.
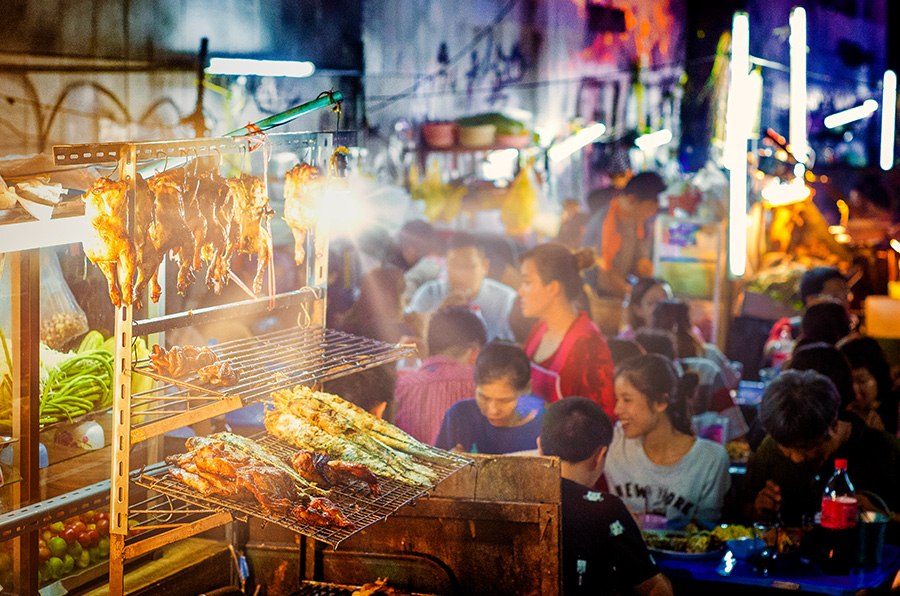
[{"xmin": 539, "ymin": 397, "xmax": 672, "ymax": 595}]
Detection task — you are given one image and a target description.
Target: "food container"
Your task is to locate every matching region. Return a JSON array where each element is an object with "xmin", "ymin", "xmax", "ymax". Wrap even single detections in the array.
[
  {"xmin": 458, "ymin": 124, "xmax": 496, "ymax": 148},
  {"xmin": 495, "ymin": 132, "xmax": 531, "ymax": 148},
  {"xmin": 421, "ymin": 122, "xmax": 457, "ymax": 149}
]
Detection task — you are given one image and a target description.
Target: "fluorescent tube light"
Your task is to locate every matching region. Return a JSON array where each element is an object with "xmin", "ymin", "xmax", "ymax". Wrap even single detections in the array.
[
  {"xmin": 824, "ymin": 100, "xmax": 879, "ymax": 129},
  {"xmin": 547, "ymin": 123, "xmax": 606, "ymax": 163},
  {"xmin": 635, "ymin": 129, "xmax": 673, "ymax": 151},
  {"xmin": 207, "ymin": 58, "xmax": 316, "ymax": 78},
  {"xmin": 726, "ymin": 11, "xmax": 750, "ymax": 278},
  {"xmin": 789, "ymin": 7, "xmax": 808, "ymax": 163},
  {"xmin": 881, "ymin": 70, "xmax": 897, "ymax": 171}
]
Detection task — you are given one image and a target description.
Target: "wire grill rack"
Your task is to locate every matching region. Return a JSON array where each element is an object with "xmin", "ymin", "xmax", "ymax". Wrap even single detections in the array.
[
  {"xmin": 130, "ymin": 327, "xmax": 416, "ymax": 425},
  {"xmin": 133, "ymin": 435, "xmax": 472, "ymax": 548},
  {"xmin": 291, "ymin": 580, "xmax": 439, "ymax": 596}
]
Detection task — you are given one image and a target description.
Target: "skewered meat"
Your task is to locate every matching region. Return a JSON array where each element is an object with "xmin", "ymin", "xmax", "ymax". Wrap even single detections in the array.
[
  {"xmin": 283, "ymin": 163, "xmax": 320, "ymax": 265},
  {"xmin": 196, "ymin": 361, "xmax": 240, "ymax": 386},
  {"xmin": 147, "ymin": 170, "xmax": 195, "ymax": 295},
  {"xmin": 222, "ymin": 174, "xmax": 273, "ymax": 294},
  {"xmin": 81, "ymin": 178, "xmax": 136, "ymax": 307},
  {"xmin": 149, "ymin": 344, "xmax": 218, "ymax": 377},
  {"xmin": 132, "ymin": 174, "xmax": 164, "ymax": 307},
  {"xmin": 291, "ymin": 450, "xmax": 380, "ymax": 495}
]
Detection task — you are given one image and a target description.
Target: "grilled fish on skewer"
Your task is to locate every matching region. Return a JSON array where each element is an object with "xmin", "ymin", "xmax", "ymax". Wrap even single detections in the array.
[
  {"xmin": 81, "ymin": 178, "xmax": 136, "ymax": 307},
  {"xmin": 264, "ymin": 407, "xmax": 435, "ymax": 487},
  {"xmin": 271, "ymin": 389, "xmax": 437, "ymax": 483},
  {"xmin": 302, "ymin": 387, "xmax": 446, "ymax": 463}
]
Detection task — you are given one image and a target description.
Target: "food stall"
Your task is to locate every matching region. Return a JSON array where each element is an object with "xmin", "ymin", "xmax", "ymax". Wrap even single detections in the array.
[{"xmin": 0, "ymin": 93, "xmax": 565, "ymax": 595}]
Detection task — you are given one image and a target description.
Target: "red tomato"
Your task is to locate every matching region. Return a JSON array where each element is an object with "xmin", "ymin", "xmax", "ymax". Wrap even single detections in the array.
[
  {"xmin": 81, "ymin": 510, "xmax": 96, "ymax": 524},
  {"xmin": 71, "ymin": 521, "xmax": 86, "ymax": 534},
  {"xmin": 96, "ymin": 519, "xmax": 110, "ymax": 537},
  {"xmin": 61, "ymin": 528, "xmax": 78, "ymax": 545},
  {"xmin": 77, "ymin": 532, "xmax": 92, "ymax": 548},
  {"xmin": 86, "ymin": 529, "xmax": 99, "ymax": 547},
  {"xmin": 96, "ymin": 512, "xmax": 109, "ymax": 521}
]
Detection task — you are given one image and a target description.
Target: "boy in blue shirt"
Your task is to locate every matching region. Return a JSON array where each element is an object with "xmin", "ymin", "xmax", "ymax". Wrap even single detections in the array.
[{"xmin": 435, "ymin": 341, "xmax": 544, "ymax": 454}]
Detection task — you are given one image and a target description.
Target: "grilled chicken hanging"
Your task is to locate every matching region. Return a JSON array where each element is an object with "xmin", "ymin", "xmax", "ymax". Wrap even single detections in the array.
[
  {"xmin": 195, "ymin": 171, "xmax": 233, "ymax": 292},
  {"xmin": 283, "ymin": 163, "xmax": 320, "ymax": 266},
  {"xmin": 221, "ymin": 174, "xmax": 273, "ymax": 294},
  {"xmin": 147, "ymin": 170, "xmax": 196, "ymax": 295},
  {"xmin": 181, "ymin": 172, "xmax": 207, "ymax": 272},
  {"xmin": 132, "ymin": 174, "xmax": 164, "ymax": 307},
  {"xmin": 81, "ymin": 178, "xmax": 136, "ymax": 307}
]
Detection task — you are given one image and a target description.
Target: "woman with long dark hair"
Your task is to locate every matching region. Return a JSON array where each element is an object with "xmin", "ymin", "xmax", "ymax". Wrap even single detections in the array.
[
  {"xmin": 839, "ymin": 336, "xmax": 898, "ymax": 434},
  {"xmin": 603, "ymin": 354, "xmax": 731, "ymax": 527},
  {"xmin": 518, "ymin": 243, "xmax": 616, "ymax": 418}
]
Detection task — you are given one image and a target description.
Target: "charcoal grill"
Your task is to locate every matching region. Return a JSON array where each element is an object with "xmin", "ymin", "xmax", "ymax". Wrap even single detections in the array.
[{"xmin": 134, "ymin": 435, "xmax": 473, "ymax": 548}]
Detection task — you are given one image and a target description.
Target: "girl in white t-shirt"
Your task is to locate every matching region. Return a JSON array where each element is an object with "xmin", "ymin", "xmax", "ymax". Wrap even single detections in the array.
[{"xmin": 603, "ymin": 354, "xmax": 730, "ymax": 528}]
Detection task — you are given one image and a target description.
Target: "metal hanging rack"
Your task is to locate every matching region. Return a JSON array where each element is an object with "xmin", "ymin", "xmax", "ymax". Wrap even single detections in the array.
[{"xmin": 38, "ymin": 91, "xmax": 421, "ymax": 596}]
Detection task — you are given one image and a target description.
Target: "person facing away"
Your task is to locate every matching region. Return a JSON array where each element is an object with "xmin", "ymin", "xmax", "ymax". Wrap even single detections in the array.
[
  {"xmin": 742, "ymin": 369, "xmax": 900, "ymax": 540},
  {"xmin": 322, "ymin": 364, "xmax": 395, "ymax": 420},
  {"xmin": 518, "ymin": 243, "xmax": 616, "ymax": 418},
  {"xmin": 538, "ymin": 396, "xmax": 673, "ymax": 596},
  {"xmin": 407, "ymin": 232, "xmax": 517, "ymax": 341},
  {"xmin": 603, "ymin": 354, "xmax": 731, "ymax": 528},
  {"xmin": 764, "ymin": 267, "xmax": 851, "ymax": 362},
  {"xmin": 393, "ymin": 307, "xmax": 487, "ymax": 445},
  {"xmin": 435, "ymin": 341, "xmax": 545, "ymax": 454},
  {"xmin": 581, "ymin": 171, "xmax": 666, "ymax": 298}
]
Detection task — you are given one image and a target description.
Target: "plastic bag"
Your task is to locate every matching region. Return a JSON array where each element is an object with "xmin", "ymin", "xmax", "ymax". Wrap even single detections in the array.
[{"xmin": 39, "ymin": 250, "xmax": 88, "ymax": 350}]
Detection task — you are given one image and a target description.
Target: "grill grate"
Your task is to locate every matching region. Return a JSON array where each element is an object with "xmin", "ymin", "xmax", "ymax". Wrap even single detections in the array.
[
  {"xmin": 130, "ymin": 327, "xmax": 416, "ymax": 423},
  {"xmin": 291, "ymin": 580, "xmax": 438, "ymax": 596},
  {"xmin": 133, "ymin": 435, "xmax": 472, "ymax": 548}
]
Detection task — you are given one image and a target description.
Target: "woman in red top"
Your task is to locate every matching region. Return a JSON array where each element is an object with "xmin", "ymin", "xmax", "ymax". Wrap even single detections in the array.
[{"xmin": 519, "ymin": 243, "xmax": 616, "ymax": 419}]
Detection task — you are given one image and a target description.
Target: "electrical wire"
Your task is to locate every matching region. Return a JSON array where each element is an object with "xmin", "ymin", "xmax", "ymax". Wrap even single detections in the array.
[{"xmin": 367, "ymin": 0, "xmax": 520, "ymax": 113}]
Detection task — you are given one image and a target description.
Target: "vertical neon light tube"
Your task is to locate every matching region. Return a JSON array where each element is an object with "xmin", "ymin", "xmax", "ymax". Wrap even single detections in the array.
[
  {"xmin": 726, "ymin": 12, "xmax": 750, "ymax": 278},
  {"xmin": 881, "ymin": 70, "xmax": 897, "ymax": 171},
  {"xmin": 789, "ymin": 7, "xmax": 807, "ymax": 164}
]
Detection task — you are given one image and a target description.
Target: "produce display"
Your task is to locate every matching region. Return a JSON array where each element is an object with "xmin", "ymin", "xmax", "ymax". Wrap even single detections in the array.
[
  {"xmin": 82, "ymin": 167, "xmax": 274, "ymax": 307},
  {"xmin": 265, "ymin": 386, "xmax": 446, "ymax": 487},
  {"xmin": 501, "ymin": 161, "xmax": 539, "ymax": 236},
  {"xmin": 166, "ymin": 432, "xmax": 352, "ymax": 528},
  {"xmin": 35, "ymin": 509, "xmax": 111, "ymax": 585},
  {"xmin": 407, "ymin": 160, "xmax": 467, "ymax": 223},
  {"xmin": 0, "ymin": 329, "xmax": 149, "ymax": 428}
]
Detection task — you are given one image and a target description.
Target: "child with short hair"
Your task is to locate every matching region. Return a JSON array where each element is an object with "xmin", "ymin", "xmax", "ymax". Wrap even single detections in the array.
[{"xmin": 434, "ymin": 341, "xmax": 544, "ymax": 454}]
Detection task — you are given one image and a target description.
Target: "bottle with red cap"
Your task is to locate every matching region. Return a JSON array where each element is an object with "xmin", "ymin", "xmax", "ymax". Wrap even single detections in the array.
[{"xmin": 819, "ymin": 458, "xmax": 858, "ymax": 573}]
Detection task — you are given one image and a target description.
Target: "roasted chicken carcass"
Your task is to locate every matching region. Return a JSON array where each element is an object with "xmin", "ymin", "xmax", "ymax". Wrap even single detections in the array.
[
  {"xmin": 132, "ymin": 174, "xmax": 163, "ymax": 307},
  {"xmin": 196, "ymin": 361, "xmax": 240, "ymax": 387},
  {"xmin": 221, "ymin": 174, "xmax": 274, "ymax": 294},
  {"xmin": 195, "ymin": 171, "xmax": 233, "ymax": 291},
  {"xmin": 283, "ymin": 163, "xmax": 320, "ymax": 266},
  {"xmin": 181, "ymin": 173, "xmax": 206, "ymax": 271},
  {"xmin": 147, "ymin": 171, "xmax": 195, "ymax": 295},
  {"xmin": 82, "ymin": 178, "xmax": 136, "ymax": 307},
  {"xmin": 291, "ymin": 450, "xmax": 380, "ymax": 495}
]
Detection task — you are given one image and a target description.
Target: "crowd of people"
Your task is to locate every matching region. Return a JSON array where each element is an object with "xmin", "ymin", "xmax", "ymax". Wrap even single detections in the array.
[{"xmin": 321, "ymin": 188, "xmax": 900, "ymax": 594}]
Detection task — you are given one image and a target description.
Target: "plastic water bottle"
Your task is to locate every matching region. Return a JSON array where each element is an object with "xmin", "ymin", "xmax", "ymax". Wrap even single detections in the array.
[{"xmin": 820, "ymin": 458, "xmax": 858, "ymax": 573}]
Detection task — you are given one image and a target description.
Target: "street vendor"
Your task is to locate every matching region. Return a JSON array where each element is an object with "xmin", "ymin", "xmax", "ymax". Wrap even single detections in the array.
[{"xmin": 581, "ymin": 172, "xmax": 666, "ymax": 298}]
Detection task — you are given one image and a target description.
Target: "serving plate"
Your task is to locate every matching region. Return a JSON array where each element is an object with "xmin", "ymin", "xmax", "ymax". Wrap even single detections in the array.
[{"xmin": 642, "ymin": 529, "xmax": 725, "ymax": 560}]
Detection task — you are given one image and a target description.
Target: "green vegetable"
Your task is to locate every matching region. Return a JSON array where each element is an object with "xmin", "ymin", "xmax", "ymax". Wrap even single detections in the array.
[
  {"xmin": 456, "ymin": 112, "xmax": 526, "ymax": 135},
  {"xmin": 77, "ymin": 330, "xmax": 105, "ymax": 354}
]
